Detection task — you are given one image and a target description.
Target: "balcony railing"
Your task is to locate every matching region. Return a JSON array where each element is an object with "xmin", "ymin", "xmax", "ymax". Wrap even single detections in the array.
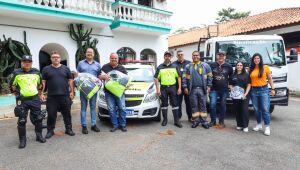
[
  {"xmin": 112, "ymin": 1, "xmax": 172, "ymax": 27},
  {"xmin": 17, "ymin": 0, "xmax": 113, "ymax": 17},
  {"xmin": 14, "ymin": 0, "xmax": 172, "ymax": 30}
]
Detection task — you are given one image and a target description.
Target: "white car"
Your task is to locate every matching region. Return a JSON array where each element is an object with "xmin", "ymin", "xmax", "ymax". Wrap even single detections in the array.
[{"xmin": 97, "ymin": 64, "xmax": 161, "ymax": 121}]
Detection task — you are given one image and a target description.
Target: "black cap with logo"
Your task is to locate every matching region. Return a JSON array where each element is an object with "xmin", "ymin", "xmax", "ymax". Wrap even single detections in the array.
[{"xmin": 21, "ymin": 55, "xmax": 32, "ymax": 61}]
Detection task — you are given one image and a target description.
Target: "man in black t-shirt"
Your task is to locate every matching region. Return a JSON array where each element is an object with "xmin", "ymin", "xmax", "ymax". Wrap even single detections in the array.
[
  {"xmin": 209, "ymin": 51, "xmax": 233, "ymax": 128},
  {"xmin": 99, "ymin": 53, "xmax": 128, "ymax": 132},
  {"xmin": 41, "ymin": 51, "xmax": 75, "ymax": 139}
]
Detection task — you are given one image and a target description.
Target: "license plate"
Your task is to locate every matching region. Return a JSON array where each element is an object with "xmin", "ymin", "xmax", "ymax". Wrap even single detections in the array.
[{"xmin": 126, "ymin": 109, "xmax": 134, "ymax": 116}]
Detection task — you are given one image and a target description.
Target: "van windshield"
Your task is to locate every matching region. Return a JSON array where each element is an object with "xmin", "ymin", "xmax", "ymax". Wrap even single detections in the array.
[
  {"xmin": 216, "ymin": 40, "xmax": 286, "ymax": 67},
  {"xmin": 126, "ymin": 68, "xmax": 154, "ymax": 82}
]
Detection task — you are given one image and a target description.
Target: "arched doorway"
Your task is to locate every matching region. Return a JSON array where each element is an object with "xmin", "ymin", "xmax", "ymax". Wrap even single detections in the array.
[
  {"xmin": 140, "ymin": 48, "xmax": 157, "ymax": 67},
  {"xmin": 39, "ymin": 43, "xmax": 69, "ymax": 71},
  {"xmin": 117, "ymin": 47, "xmax": 136, "ymax": 61}
]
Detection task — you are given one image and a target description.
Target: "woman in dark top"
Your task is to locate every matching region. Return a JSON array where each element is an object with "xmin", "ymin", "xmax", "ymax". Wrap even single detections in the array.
[{"xmin": 230, "ymin": 61, "xmax": 251, "ymax": 132}]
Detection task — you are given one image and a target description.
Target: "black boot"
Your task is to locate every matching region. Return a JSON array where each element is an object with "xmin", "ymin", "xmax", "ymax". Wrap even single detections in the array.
[
  {"xmin": 18, "ymin": 126, "xmax": 26, "ymax": 149},
  {"xmin": 36, "ymin": 132, "xmax": 46, "ymax": 143},
  {"xmin": 172, "ymin": 109, "xmax": 182, "ymax": 128},
  {"xmin": 191, "ymin": 118, "xmax": 200, "ymax": 128},
  {"xmin": 65, "ymin": 125, "xmax": 75, "ymax": 136},
  {"xmin": 35, "ymin": 121, "xmax": 46, "ymax": 143},
  {"xmin": 161, "ymin": 109, "xmax": 168, "ymax": 126}
]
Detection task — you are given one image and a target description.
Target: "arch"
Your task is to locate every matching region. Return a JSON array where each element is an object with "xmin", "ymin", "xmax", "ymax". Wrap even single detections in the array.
[
  {"xmin": 140, "ymin": 48, "xmax": 157, "ymax": 67},
  {"xmin": 39, "ymin": 43, "xmax": 69, "ymax": 71},
  {"xmin": 117, "ymin": 47, "xmax": 136, "ymax": 61}
]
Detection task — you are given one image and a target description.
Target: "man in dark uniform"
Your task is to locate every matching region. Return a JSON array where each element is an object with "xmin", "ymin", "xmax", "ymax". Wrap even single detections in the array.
[
  {"xmin": 172, "ymin": 50, "xmax": 192, "ymax": 122},
  {"xmin": 154, "ymin": 51, "xmax": 182, "ymax": 128},
  {"xmin": 10, "ymin": 55, "xmax": 46, "ymax": 149},
  {"xmin": 182, "ymin": 51, "xmax": 212, "ymax": 129}
]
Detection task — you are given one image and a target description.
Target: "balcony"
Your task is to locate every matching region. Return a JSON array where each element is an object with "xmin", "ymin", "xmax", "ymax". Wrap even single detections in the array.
[
  {"xmin": 110, "ymin": 0, "xmax": 172, "ymax": 35},
  {"xmin": 0, "ymin": 0, "xmax": 114, "ymax": 27},
  {"xmin": 0, "ymin": 0, "xmax": 172, "ymax": 34}
]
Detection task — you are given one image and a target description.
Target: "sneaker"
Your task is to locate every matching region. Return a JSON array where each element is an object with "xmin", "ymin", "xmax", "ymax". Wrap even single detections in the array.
[
  {"xmin": 236, "ymin": 127, "xmax": 243, "ymax": 130},
  {"xmin": 65, "ymin": 129, "xmax": 75, "ymax": 136},
  {"xmin": 82, "ymin": 126, "xmax": 88, "ymax": 134},
  {"xmin": 91, "ymin": 125, "xmax": 100, "ymax": 132},
  {"xmin": 264, "ymin": 126, "xmax": 270, "ymax": 136},
  {"xmin": 208, "ymin": 121, "xmax": 216, "ymax": 127},
  {"xmin": 110, "ymin": 127, "xmax": 118, "ymax": 132},
  {"xmin": 45, "ymin": 130, "xmax": 54, "ymax": 139},
  {"xmin": 243, "ymin": 127, "xmax": 249, "ymax": 133},
  {"xmin": 253, "ymin": 124, "xmax": 262, "ymax": 131},
  {"xmin": 219, "ymin": 122, "xmax": 226, "ymax": 128},
  {"xmin": 119, "ymin": 126, "xmax": 127, "ymax": 132}
]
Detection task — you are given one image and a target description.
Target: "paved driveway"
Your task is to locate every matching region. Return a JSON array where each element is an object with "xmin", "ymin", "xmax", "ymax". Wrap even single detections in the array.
[{"xmin": 0, "ymin": 98, "xmax": 299, "ymax": 170}]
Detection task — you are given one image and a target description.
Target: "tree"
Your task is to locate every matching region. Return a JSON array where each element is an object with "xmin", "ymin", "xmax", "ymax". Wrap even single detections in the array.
[{"xmin": 215, "ymin": 7, "xmax": 251, "ymax": 24}]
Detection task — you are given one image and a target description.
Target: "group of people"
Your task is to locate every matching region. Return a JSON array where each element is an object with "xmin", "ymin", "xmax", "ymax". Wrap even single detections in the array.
[
  {"xmin": 154, "ymin": 50, "xmax": 275, "ymax": 136},
  {"xmin": 10, "ymin": 47, "xmax": 275, "ymax": 149},
  {"xmin": 10, "ymin": 48, "xmax": 128, "ymax": 149}
]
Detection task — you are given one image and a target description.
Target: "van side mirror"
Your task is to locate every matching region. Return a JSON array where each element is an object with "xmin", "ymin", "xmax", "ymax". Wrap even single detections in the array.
[{"xmin": 287, "ymin": 48, "xmax": 298, "ymax": 64}]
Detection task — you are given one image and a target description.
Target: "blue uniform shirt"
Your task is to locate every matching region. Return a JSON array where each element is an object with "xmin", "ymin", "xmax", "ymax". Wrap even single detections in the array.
[{"xmin": 77, "ymin": 59, "xmax": 101, "ymax": 77}]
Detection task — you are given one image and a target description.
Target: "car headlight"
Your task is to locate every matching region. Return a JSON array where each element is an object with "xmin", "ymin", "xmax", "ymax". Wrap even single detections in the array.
[
  {"xmin": 143, "ymin": 92, "xmax": 158, "ymax": 103},
  {"xmin": 275, "ymin": 88, "xmax": 287, "ymax": 97}
]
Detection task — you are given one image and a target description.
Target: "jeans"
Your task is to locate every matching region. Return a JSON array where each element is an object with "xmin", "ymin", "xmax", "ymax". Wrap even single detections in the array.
[
  {"xmin": 105, "ymin": 91, "xmax": 126, "ymax": 128},
  {"xmin": 250, "ymin": 86, "xmax": 271, "ymax": 126},
  {"xmin": 80, "ymin": 92, "xmax": 97, "ymax": 127},
  {"xmin": 209, "ymin": 90, "xmax": 229, "ymax": 123}
]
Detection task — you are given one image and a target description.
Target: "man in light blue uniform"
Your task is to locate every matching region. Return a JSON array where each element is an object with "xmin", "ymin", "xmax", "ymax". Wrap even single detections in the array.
[{"xmin": 77, "ymin": 48, "xmax": 101, "ymax": 134}]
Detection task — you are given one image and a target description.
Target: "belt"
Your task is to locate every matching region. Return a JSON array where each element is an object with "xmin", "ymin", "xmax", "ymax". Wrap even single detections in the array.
[
  {"xmin": 19, "ymin": 95, "xmax": 39, "ymax": 101},
  {"xmin": 252, "ymin": 85, "xmax": 267, "ymax": 88},
  {"xmin": 192, "ymin": 86, "xmax": 203, "ymax": 89},
  {"xmin": 161, "ymin": 84, "xmax": 176, "ymax": 88}
]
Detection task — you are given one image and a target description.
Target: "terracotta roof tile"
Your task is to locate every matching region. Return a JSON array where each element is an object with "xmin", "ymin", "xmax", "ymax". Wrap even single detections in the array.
[{"xmin": 169, "ymin": 7, "xmax": 300, "ymax": 48}]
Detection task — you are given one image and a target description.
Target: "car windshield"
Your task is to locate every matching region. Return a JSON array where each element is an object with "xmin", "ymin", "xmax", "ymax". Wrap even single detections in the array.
[
  {"xmin": 216, "ymin": 40, "xmax": 286, "ymax": 67},
  {"xmin": 126, "ymin": 67, "xmax": 154, "ymax": 82}
]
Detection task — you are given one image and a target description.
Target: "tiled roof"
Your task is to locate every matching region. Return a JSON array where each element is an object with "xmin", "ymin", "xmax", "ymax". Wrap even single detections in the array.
[{"xmin": 169, "ymin": 7, "xmax": 300, "ymax": 48}]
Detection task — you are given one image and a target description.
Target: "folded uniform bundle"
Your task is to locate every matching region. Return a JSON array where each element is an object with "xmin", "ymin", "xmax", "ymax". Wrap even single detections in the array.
[
  {"xmin": 74, "ymin": 73, "xmax": 102, "ymax": 99},
  {"xmin": 105, "ymin": 70, "xmax": 131, "ymax": 97}
]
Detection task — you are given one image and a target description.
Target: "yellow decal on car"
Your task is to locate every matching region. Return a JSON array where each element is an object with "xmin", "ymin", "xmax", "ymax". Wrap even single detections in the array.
[{"xmin": 127, "ymin": 82, "xmax": 151, "ymax": 91}]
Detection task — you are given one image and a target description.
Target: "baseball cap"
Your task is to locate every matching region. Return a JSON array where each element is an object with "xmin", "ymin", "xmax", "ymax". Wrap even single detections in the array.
[
  {"xmin": 217, "ymin": 51, "xmax": 226, "ymax": 55},
  {"xmin": 21, "ymin": 55, "xmax": 32, "ymax": 61},
  {"xmin": 164, "ymin": 51, "xmax": 172, "ymax": 56}
]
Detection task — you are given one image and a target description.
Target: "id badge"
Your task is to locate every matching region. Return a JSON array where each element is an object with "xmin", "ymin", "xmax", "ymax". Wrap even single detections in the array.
[{"xmin": 199, "ymin": 68, "xmax": 202, "ymax": 75}]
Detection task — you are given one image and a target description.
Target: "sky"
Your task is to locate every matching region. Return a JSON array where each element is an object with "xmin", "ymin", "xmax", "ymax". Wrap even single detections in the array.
[{"xmin": 168, "ymin": 0, "xmax": 300, "ymax": 33}]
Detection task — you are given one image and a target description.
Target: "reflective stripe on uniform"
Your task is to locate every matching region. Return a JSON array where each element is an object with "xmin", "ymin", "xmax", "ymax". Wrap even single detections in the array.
[
  {"xmin": 172, "ymin": 106, "xmax": 179, "ymax": 110},
  {"xmin": 161, "ymin": 107, "xmax": 168, "ymax": 110}
]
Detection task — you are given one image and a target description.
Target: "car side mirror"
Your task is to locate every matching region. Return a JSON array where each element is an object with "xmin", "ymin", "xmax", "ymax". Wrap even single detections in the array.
[{"xmin": 287, "ymin": 48, "xmax": 298, "ymax": 64}]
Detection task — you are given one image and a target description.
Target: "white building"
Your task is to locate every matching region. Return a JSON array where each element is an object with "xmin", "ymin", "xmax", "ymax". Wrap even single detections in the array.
[{"xmin": 0, "ymin": 0, "xmax": 172, "ymax": 71}]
